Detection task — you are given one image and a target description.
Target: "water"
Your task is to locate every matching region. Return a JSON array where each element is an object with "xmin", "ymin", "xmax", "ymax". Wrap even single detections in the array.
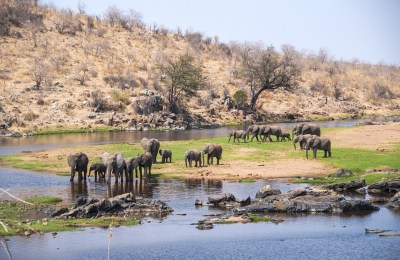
[
  {"xmin": 0, "ymin": 119, "xmax": 364, "ymax": 156},
  {"xmin": 0, "ymin": 168, "xmax": 399, "ymax": 259},
  {"xmin": 1, "ymin": 119, "xmax": 400, "ymax": 259}
]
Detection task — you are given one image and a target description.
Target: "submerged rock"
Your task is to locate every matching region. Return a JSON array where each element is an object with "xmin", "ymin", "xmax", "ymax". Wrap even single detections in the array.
[
  {"xmin": 255, "ymin": 185, "xmax": 281, "ymax": 199},
  {"xmin": 386, "ymin": 191, "xmax": 400, "ymax": 209},
  {"xmin": 208, "ymin": 193, "xmax": 236, "ymax": 205},
  {"xmin": 331, "ymin": 169, "xmax": 353, "ymax": 177}
]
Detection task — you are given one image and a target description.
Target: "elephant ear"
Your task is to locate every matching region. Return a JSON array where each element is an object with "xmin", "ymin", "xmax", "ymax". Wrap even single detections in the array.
[
  {"xmin": 312, "ymin": 137, "xmax": 321, "ymax": 147},
  {"xmin": 102, "ymin": 152, "xmax": 110, "ymax": 164},
  {"xmin": 208, "ymin": 144, "xmax": 215, "ymax": 154}
]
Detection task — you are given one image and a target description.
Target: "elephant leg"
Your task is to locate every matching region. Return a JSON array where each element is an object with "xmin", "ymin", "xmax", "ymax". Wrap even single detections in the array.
[
  {"xmin": 323, "ymin": 150, "xmax": 327, "ymax": 158},
  {"xmin": 148, "ymin": 165, "xmax": 151, "ymax": 175},
  {"xmin": 328, "ymin": 150, "xmax": 331, "ymax": 157},
  {"xmin": 256, "ymin": 135, "xmax": 259, "ymax": 141},
  {"xmin": 70, "ymin": 170, "xmax": 75, "ymax": 182},
  {"xmin": 78, "ymin": 171, "xmax": 83, "ymax": 181},
  {"xmin": 268, "ymin": 135, "xmax": 272, "ymax": 142},
  {"xmin": 216, "ymin": 157, "xmax": 220, "ymax": 165},
  {"xmin": 83, "ymin": 169, "xmax": 87, "ymax": 181},
  {"xmin": 94, "ymin": 170, "xmax": 98, "ymax": 181},
  {"xmin": 313, "ymin": 148, "xmax": 317, "ymax": 158},
  {"xmin": 210, "ymin": 156, "xmax": 214, "ymax": 165}
]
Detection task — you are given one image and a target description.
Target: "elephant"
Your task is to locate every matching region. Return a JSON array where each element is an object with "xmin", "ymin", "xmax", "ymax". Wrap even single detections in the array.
[
  {"xmin": 137, "ymin": 152, "xmax": 153, "ymax": 177},
  {"xmin": 159, "ymin": 149, "xmax": 172, "ymax": 163},
  {"xmin": 185, "ymin": 149, "xmax": 202, "ymax": 167},
  {"xmin": 293, "ymin": 134, "xmax": 314, "ymax": 150},
  {"xmin": 228, "ymin": 130, "xmax": 247, "ymax": 143},
  {"xmin": 88, "ymin": 162, "xmax": 106, "ymax": 180},
  {"xmin": 126, "ymin": 156, "xmax": 139, "ymax": 180},
  {"xmin": 246, "ymin": 125, "xmax": 262, "ymax": 142},
  {"xmin": 102, "ymin": 152, "xmax": 127, "ymax": 184},
  {"xmin": 281, "ymin": 132, "xmax": 291, "ymax": 141},
  {"xmin": 67, "ymin": 152, "xmax": 89, "ymax": 182},
  {"xmin": 292, "ymin": 123, "xmax": 321, "ymax": 139},
  {"xmin": 305, "ymin": 136, "xmax": 332, "ymax": 159},
  {"xmin": 140, "ymin": 138, "xmax": 160, "ymax": 163},
  {"xmin": 261, "ymin": 126, "xmax": 282, "ymax": 142},
  {"xmin": 202, "ymin": 144, "xmax": 223, "ymax": 166}
]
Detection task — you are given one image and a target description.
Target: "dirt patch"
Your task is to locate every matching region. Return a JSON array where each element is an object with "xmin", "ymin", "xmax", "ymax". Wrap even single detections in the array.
[
  {"xmin": 327, "ymin": 123, "xmax": 400, "ymax": 151},
  {"xmin": 160, "ymin": 158, "xmax": 332, "ymax": 179}
]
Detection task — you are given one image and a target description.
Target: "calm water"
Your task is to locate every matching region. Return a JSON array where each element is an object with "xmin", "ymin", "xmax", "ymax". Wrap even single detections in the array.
[{"xmin": 1, "ymin": 120, "xmax": 400, "ymax": 259}]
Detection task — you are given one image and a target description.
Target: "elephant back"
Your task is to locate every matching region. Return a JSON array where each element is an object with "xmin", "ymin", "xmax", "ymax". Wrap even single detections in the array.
[
  {"xmin": 214, "ymin": 144, "xmax": 222, "ymax": 157},
  {"xmin": 140, "ymin": 138, "xmax": 150, "ymax": 151}
]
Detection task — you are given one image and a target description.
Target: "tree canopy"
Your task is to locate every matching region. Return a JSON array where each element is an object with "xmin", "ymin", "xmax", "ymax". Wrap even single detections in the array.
[
  {"xmin": 242, "ymin": 45, "xmax": 301, "ymax": 110},
  {"xmin": 160, "ymin": 53, "xmax": 205, "ymax": 113}
]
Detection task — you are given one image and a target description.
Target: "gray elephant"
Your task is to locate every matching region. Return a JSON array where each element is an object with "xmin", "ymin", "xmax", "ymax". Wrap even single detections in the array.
[
  {"xmin": 305, "ymin": 136, "xmax": 332, "ymax": 159},
  {"xmin": 228, "ymin": 130, "xmax": 247, "ymax": 143},
  {"xmin": 185, "ymin": 149, "xmax": 202, "ymax": 167},
  {"xmin": 67, "ymin": 152, "xmax": 89, "ymax": 182},
  {"xmin": 281, "ymin": 132, "xmax": 291, "ymax": 141},
  {"xmin": 140, "ymin": 138, "xmax": 160, "ymax": 163},
  {"xmin": 88, "ymin": 162, "xmax": 106, "ymax": 180},
  {"xmin": 126, "ymin": 156, "xmax": 139, "ymax": 180},
  {"xmin": 137, "ymin": 152, "xmax": 153, "ymax": 177},
  {"xmin": 261, "ymin": 126, "xmax": 282, "ymax": 142},
  {"xmin": 246, "ymin": 125, "xmax": 262, "ymax": 142},
  {"xmin": 292, "ymin": 123, "xmax": 321, "ymax": 138},
  {"xmin": 293, "ymin": 134, "xmax": 313, "ymax": 150},
  {"xmin": 102, "ymin": 152, "xmax": 127, "ymax": 184},
  {"xmin": 202, "ymin": 144, "xmax": 223, "ymax": 166},
  {"xmin": 159, "ymin": 149, "xmax": 172, "ymax": 163}
]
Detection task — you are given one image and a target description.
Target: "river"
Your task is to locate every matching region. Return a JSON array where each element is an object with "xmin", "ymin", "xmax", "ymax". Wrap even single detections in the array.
[{"xmin": 1, "ymin": 120, "xmax": 399, "ymax": 259}]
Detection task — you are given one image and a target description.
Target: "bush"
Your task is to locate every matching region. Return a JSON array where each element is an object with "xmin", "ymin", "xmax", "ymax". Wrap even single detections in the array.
[
  {"xmin": 233, "ymin": 90, "xmax": 248, "ymax": 110},
  {"xmin": 132, "ymin": 95, "xmax": 163, "ymax": 115},
  {"xmin": 111, "ymin": 91, "xmax": 129, "ymax": 104},
  {"xmin": 103, "ymin": 74, "xmax": 138, "ymax": 89},
  {"xmin": 91, "ymin": 89, "xmax": 108, "ymax": 111},
  {"xmin": 23, "ymin": 111, "xmax": 39, "ymax": 121},
  {"xmin": 371, "ymin": 83, "xmax": 395, "ymax": 100}
]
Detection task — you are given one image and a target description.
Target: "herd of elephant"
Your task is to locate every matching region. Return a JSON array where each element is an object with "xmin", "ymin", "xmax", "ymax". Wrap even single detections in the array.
[
  {"xmin": 229, "ymin": 123, "xmax": 332, "ymax": 159},
  {"xmin": 67, "ymin": 137, "xmax": 223, "ymax": 183}
]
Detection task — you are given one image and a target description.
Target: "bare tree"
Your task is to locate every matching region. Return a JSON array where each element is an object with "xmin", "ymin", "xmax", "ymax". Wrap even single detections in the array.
[
  {"xmin": 104, "ymin": 5, "xmax": 123, "ymax": 27},
  {"xmin": 77, "ymin": 1, "xmax": 86, "ymax": 15},
  {"xmin": 53, "ymin": 8, "xmax": 81, "ymax": 35},
  {"xmin": 31, "ymin": 57, "xmax": 50, "ymax": 89},
  {"xmin": 159, "ymin": 53, "xmax": 205, "ymax": 113},
  {"xmin": 242, "ymin": 44, "xmax": 300, "ymax": 110},
  {"xmin": 74, "ymin": 62, "xmax": 97, "ymax": 85}
]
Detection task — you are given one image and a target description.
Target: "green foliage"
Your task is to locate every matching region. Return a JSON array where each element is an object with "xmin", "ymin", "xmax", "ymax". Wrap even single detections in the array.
[
  {"xmin": 111, "ymin": 90, "xmax": 130, "ymax": 104},
  {"xmin": 293, "ymin": 174, "xmax": 400, "ymax": 185},
  {"xmin": 248, "ymin": 214, "xmax": 271, "ymax": 222},
  {"xmin": 233, "ymin": 90, "xmax": 248, "ymax": 109},
  {"xmin": 27, "ymin": 197, "xmax": 62, "ymax": 204},
  {"xmin": 239, "ymin": 179, "xmax": 256, "ymax": 183},
  {"xmin": 160, "ymin": 53, "xmax": 205, "ymax": 112},
  {"xmin": 34, "ymin": 127, "xmax": 121, "ymax": 135}
]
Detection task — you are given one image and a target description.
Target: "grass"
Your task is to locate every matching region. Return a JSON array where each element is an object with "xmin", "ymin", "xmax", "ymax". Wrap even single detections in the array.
[
  {"xmin": 34, "ymin": 126, "xmax": 122, "ymax": 135},
  {"xmin": 239, "ymin": 179, "xmax": 256, "ymax": 183},
  {"xmin": 0, "ymin": 200, "xmax": 139, "ymax": 236},
  {"xmin": 248, "ymin": 214, "xmax": 271, "ymax": 223},
  {"xmin": 0, "ymin": 130, "xmax": 399, "ymax": 183},
  {"xmin": 27, "ymin": 197, "xmax": 62, "ymax": 204}
]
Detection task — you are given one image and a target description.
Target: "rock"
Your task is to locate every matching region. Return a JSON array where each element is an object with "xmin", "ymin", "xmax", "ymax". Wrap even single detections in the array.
[
  {"xmin": 240, "ymin": 196, "xmax": 251, "ymax": 206},
  {"xmin": 368, "ymin": 179, "xmax": 400, "ymax": 193},
  {"xmin": 323, "ymin": 179, "xmax": 366, "ymax": 191},
  {"xmin": 255, "ymin": 185, "xmax": 282, "ymax": 199},
  {"xmin": 57, "ymin": 193, "xmax": 173, "ymax": 219},
  {"xmin": 51, "ymin": 208, "xmax": 69, "ymax": 217},
  {"xmin": 386, "ymin": 191, "xmax": 400, "ymax": 209},
  {"xmin": 331, "ymin": 169, "xmax": 353, "ymax": 177},
  {"xmin": 368, "ymin": 197, "xmax": 389, "ymax": 204},
  {"xmin": 355, "ymin": 187, "xmax": 366, "ymax": 194},
  {"xmin": 238, "ymin": 188, "xmax": 379, "ymax": 214},
  {"xmin": 196, "ymin": 222, "xmax": 214, "ymax": 230},
  {"xmin": 208, "ymin": 193, "xmax": 236, "ymax": 205}
]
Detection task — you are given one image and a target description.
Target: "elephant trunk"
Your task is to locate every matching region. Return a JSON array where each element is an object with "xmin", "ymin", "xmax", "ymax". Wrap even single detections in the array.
[
  {"xmin": 294, "ymin": 142, "xmax": 297, "ymax": 151},
  {"xmin": 185, "ymin": 156, "xmax": 188, "ymax": 168},
  {"xmin": 106, "ymin": 166, "xmax": 113, "ymax": 183},
  {"xmin": 228, "ymin": 134, "xmax": 231, "ymax": 143},
  {"xmin": 306, "ymin": 148, "xmax": 309, "ymax": 159}
]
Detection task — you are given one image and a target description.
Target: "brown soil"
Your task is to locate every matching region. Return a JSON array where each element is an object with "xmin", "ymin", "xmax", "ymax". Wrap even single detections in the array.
[{"xmin": 327, "ymin": 123, "xmax": 400, "ymax": 151}]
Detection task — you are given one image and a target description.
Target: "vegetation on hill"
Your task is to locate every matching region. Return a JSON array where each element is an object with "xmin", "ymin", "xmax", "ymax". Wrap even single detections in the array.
[{"xmin": 0, "ymin": 0, "xmax": 399, "ymax": 133}]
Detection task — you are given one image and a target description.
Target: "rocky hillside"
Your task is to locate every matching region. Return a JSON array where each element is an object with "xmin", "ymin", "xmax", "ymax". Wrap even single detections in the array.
[{"xmin": 1, "ymin": 1, "xmax": 399, "ymax": 135}]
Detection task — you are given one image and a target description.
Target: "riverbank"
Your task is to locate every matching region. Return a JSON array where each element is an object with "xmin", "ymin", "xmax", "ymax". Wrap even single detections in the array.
[{"xmin": 1, "ymin": 124, "xmax": 399, "ymax": 183}]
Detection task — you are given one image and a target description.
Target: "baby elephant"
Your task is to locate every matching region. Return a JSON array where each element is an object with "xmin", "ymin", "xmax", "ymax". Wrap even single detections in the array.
[
  {"xmin": 305, "ymin": 136, "xmax": 332, "ymax": 159},
  {"xmin": 159, "ymin": 149, "xmax": 172, "ymax": 163},
  {"xmin": 185, "ymin": 149, "xmax": 202, "ymax": 167},
  {"xmin": 281, "ymin": 132, "xmax": 291, "ymax": 141},
  {"xmin": 89, "ymin": 162, "xmax": 107, "ymax": 180}
]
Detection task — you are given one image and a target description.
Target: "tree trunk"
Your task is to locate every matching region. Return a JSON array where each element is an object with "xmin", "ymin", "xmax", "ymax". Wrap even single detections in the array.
[{"xmin": 249, "ymin": 86, "xmax": 266, "ymax": 111}]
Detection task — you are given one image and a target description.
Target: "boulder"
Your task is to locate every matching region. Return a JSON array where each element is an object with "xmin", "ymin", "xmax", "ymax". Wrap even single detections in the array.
[
  {"xmin": 367, "ymin": 179, "xmax": 400, "ymax": 193},
  {"xmin": 255, "ymin": 185, "xmax": 282, "ymax": 199},
  {"xmin": 323, "ymin": 179, "xmax": 366, "ymax": 191},
  {"xmin": 331, "ymin": 169, "xmax": 353, "ymax": 177},
  {"xmin": 386, "ymin": 191, "xmax": 400, "ymax": 209},
  {"xmin": 208, "ymin": 193, "xmax": 236, "ymax": 205}
]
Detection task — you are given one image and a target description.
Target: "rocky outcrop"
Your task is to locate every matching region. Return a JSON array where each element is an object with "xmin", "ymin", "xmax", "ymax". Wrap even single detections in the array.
[
  {"xmin": 239, "ymin": 187, "xmax": 378, "ymax": 213},
  {"xmin": 255, "ymin": 185, "xmax": 282, "ymax": 198},
  {"xmin": 323, "ymin": 179, "xmax": 366, "ymax": 191},
  {"xmin": 367, "ymin": 179, "xmax": 400, "ymax": 193},
  {"xmin": 330, "ymin": 169, "xmax": 353, "ymax": 177},
  {"xmin": 386, "ymin": 191, "xmax": 400, "ymax": 209},
  {"xmin": 52, "ymin": 193, "xmax": 173, "ymax": 219}
]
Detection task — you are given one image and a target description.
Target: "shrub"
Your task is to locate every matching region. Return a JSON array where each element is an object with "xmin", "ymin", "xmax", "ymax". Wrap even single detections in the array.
[
  {"xmin": 132, "ymin": 95, "xmax": 163, "ymax": 115},
  {"xmin": 111, "ymin": 91, "xmax": 129, "ymax": 104},
  {"xmin": 233, "ymin": 90, "xmax": 248, "ymax": 110},
  {"xmin": 370, "ymin": 83, "xmax": 395, "ymax": 100},
  {"xmin": 23, "ymin": 111, "xmax": 39, "ymax": 121},
  {"xmin": 103, "ymin": 74, "xmax": 138, "ymax": 89},
  {"xmin": 91, "ymin": 89, "xmax": 108, "ymax": 111}
]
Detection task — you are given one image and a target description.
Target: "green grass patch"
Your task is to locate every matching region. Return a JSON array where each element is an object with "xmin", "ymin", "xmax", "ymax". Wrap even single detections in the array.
[
  {"xmin": 27, "ymin": 197, "xmax": 62, "ymax": 204},
  {"xmin": 248, "ymin": 214, "xmax": 271, "ymax": 223},
  {"xmin": 34, "ymin": 126, "xmax": 122, "ymax": 135},
  {"xmin": 293, "ymin": 173, "xmax": 400, "ymax": 185},
  {"xmin": 239, "ymin": 179, "xmax": 256, "ymax": 183}
]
